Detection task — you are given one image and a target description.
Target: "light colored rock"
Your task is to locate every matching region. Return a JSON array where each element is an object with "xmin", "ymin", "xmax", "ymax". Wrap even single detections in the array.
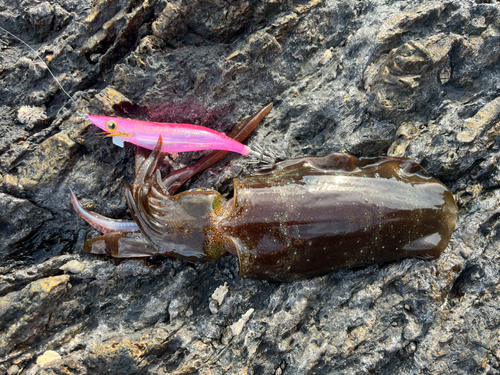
[
  {"xmin": 36, "ymin": 350, "xmax": 61, "ymax": 366},
  {"xmin": 60, "ymin": 260, "xmax": 86, "ymax": 274}
]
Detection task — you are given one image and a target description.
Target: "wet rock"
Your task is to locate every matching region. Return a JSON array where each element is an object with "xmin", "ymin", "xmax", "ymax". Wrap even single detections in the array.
[
  {"xmin": 2, "ymin": 0, "xmax": 500, "ymax": 374},
  {"xmin": 0, "ymin": 193, "xmax": 53, "ymax": 259},
  {"xmin": 0, "ymin": 275, "xmax": 70, "ymax": 361},
  {"xmin": 152, "ymin": 2, "xmax": 187, "ymax": 46},
  {"xmin": 368, "ymin": 33, "xmax": 462, "ymax": 120},
  {"xmin": 456, "ymin": 96, "xmax": 500, "ymax": 143},
  {"xmin": 26, "ymin": 2, "xmax": 56, "ymax": 37}
]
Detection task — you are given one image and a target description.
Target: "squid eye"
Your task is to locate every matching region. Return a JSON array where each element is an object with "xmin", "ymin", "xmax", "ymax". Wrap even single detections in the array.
[{"xmin": 106, "ymin": 120, "xmax": 117, "ymax": 132}]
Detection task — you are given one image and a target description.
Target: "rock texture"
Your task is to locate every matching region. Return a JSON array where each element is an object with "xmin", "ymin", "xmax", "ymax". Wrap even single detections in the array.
[{"xmin": 1, "ymin": 0, "xmax": 500, "ymax": 373}]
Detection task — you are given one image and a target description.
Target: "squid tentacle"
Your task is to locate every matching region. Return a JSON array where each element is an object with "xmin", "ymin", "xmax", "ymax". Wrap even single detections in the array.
[
  {"xmin": 125, "ymin": 185, "xmax": 163, "ymax": 241},
  {"xmin": 69, "ymin": 188, "xmax": 140, "ymax": 233},
  {"xmin": 133, "ymin": 135, "xmax": 164, "ymax": 195},
  {"xmin": 126, "ymin": 136, "xmax": 168, "ymax": 242}
]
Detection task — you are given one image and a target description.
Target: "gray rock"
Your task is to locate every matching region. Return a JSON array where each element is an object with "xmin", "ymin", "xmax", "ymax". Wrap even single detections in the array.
[{"xmin": 1, "ymin": 0, "xmax": 500, "ymax": 373}]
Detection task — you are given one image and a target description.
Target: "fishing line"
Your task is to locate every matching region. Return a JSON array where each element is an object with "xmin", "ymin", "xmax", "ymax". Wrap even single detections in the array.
[{"xmin": 0, "ymin": 25, "xmax": 82, "ymax": 112}]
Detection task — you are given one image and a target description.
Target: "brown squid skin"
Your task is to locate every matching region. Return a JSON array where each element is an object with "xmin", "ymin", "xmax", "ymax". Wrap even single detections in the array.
[
  {"xmin": 83, "ymin": 143, "xmax": 457, "ymax": 282},
  {"xmin": 75, "ymin": 104, "xmax": 457, "ymax": 282},
  {"xmin": 220, "ymin": 154, "xmax": 457, "ymax": 281}
]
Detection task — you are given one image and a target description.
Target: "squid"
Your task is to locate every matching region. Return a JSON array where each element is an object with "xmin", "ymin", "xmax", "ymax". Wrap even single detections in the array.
[{"xmin": 71, "ymin": 106, "xmax": 458, "ymax": 282}]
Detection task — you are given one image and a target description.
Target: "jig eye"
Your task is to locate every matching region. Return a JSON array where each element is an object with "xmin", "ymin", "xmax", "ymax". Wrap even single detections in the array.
[{"xmin": 106, "ymin": 120, "xmax": 117, "ymax": 132}]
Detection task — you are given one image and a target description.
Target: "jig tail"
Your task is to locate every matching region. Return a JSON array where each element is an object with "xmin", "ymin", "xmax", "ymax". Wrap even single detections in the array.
[{"xmin": 248, "ymin": 143, "xmax": 276, "ymax": 166}]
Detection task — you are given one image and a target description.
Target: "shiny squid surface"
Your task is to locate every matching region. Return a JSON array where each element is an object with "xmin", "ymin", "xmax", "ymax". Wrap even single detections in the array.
[
  {"xmin": 72, "ymin": 109, "xmax": 457, "ymax": 282},
  {"xmin": 220, "ymin": 154, "xmax": 457, "ymax": 281}
]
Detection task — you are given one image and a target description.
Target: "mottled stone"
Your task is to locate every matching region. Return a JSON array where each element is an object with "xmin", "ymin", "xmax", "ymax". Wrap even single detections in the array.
[
  {"xmin": 36, "ymin": 350, "xmax": 61, "ymax": 366},
  {"xmin": 0, "ymin": 276, "xmax": 70, "ymax": 361},
  {"xmin": 0, "ymin": 193, "xmax": 53, "ymax": 259},
  {"xmin": 1, "ymin": 0, "xmax": 500, "ymax": 374},
  {"xmin": 3, "ymin": 132, "xmax": 78, "ymax": 192},
  {"xmin": 456, "ymin": 97, "xmax": 500, "ymax": 143},
  {"xmin": 59, "ymin": 260, "xmax": 86, "ymax": 274},
  {"xmin": 17, "ymin": 106, "xmax": 47, "ymax": 127},
  {"xmin": 368, "ymin": 33, "xmax": 461, "ymax": 119},
  {"xmin": 26, "ymin": 2, "xmax": 55, "ymax": 37},
  {"xmin": 229, "ymin": 308, "xmax": 254, "ymax": 336},
  {"xmin": 210, "ymin": 282, "xmax": 229, "ymax": 314}
]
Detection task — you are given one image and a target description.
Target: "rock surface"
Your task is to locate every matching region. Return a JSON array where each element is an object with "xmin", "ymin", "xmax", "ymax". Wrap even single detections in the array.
[{"xmin": 1, "ymin": 0, "xmax": 500, "ymax": 373}]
